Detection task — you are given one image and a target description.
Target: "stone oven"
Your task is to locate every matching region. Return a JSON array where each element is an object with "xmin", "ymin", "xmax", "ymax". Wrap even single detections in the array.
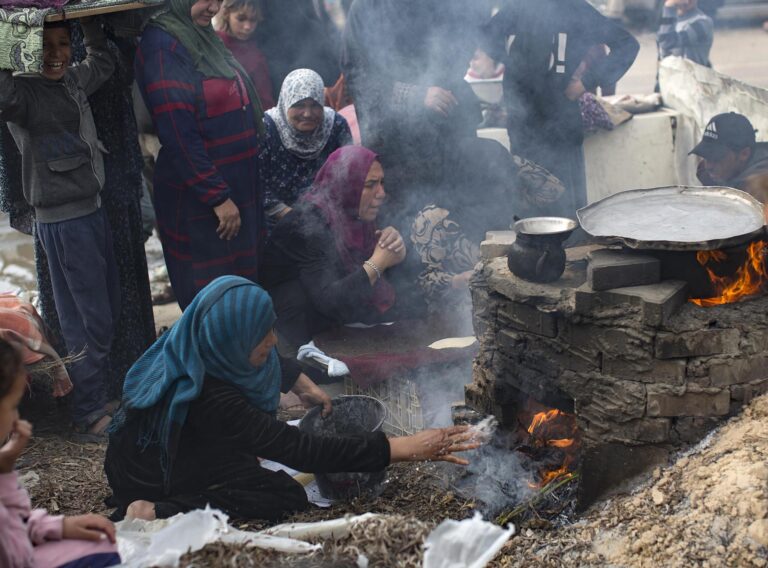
[{"xmin": 466, "ymin": 241, "xmax": 768, "ymax": 509}]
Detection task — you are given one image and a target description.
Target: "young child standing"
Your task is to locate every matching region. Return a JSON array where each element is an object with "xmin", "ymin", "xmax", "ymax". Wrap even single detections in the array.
[
  {"xmin": 657, "ymin": 0, "xmax": 714, "ymax": 68},
  {"xmin": 0, "ymin": 339, "xmax": 119, "ymax": 567},
  {"xmin": 215, "ymin": 0, "xmax": 276, "ymax": 109},
  {"xmin": 0, "ymin": 19, "xmax": 120, "ymax": 441}
]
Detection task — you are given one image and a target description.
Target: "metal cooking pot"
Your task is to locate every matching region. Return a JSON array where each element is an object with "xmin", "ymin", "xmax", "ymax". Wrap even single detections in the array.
[
  {"xmin": 507, "ymin": 217, "xmax": 578, "ymax": 283},
  {"xmin": 513, "ymin": 217, "xmax": 579, "ymax": 237}
]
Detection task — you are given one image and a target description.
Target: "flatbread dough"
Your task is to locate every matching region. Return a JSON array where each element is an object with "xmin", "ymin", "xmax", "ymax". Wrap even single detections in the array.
[{"xmin": 428, "ymin": 337, "xmax": 478, "ymax": 350}]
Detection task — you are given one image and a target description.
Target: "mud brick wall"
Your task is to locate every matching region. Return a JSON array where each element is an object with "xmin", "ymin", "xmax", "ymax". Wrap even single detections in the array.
[{"xmin": 467, "ymin": 255, "xmax": 768, "ymax": 505}]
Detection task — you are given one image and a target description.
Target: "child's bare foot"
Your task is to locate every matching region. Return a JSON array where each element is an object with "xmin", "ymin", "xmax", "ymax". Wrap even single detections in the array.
[{"xmin": 126, "ymin": 500, "xmax": 156, "ymax": 521}]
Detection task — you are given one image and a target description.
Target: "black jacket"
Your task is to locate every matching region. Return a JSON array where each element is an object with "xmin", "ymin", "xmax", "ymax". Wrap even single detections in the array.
[
  {"xmin": 105, "ymin": 363, "xmax": 390, "ymax": 519},
  {"xmin": 261, "ymin": 204, "xmax": 387, "ymax": 346},
  {"xmin": 482, "ymin": 0, "xmax": 639, "ymax": 150},
  {"xmin": 730, "ymin": 143, "xmax": 768, "ymax": 196}
]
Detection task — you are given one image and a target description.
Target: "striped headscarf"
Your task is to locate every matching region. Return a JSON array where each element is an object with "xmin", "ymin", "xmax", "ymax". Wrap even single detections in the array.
[{"xmin": 114, "ymin": 276, "xmax": 281, "ymax": 486}]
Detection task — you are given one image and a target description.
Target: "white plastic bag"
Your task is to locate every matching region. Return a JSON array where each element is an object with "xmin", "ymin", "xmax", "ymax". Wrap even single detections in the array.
[
  {"xmin": 422, "ymin": 513, "xmax": 515, "ymax": 568},
  {"xmin": 116, "ymin": 506, "xmax": 319, "ymax": 567}
]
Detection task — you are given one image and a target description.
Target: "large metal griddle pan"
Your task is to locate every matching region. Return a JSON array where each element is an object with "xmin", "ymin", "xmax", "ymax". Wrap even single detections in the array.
[{"xmin": 577, "ymin": 186, "xmax": 766, "ymax": 251}]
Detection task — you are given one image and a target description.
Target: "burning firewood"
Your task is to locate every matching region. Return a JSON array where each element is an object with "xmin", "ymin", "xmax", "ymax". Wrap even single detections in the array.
[{"xmin": 495, "ymin": 472, "xmax": 581, "ymax": 527}]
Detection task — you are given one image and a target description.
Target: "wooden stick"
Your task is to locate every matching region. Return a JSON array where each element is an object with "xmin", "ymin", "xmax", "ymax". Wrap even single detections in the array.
[
  {"xmin": 495, "ymin": 472, "xmax": 580, "ymax": 526},
  {"xmin": 45, "ymin": 2, "xmax": 152, "ymax": 22}
]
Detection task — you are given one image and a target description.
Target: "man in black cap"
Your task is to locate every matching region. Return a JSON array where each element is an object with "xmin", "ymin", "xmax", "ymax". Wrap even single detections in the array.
[{"xmin": 692, "ymin": 112, "xmax": 768, "ymax": 203}]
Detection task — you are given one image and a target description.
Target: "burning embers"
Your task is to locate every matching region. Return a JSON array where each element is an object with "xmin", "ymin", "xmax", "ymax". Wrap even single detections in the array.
[
  {"xmin": 519, "ymin": 403, "xmax": 580, "ymax": 488},
  {"xmin": 690, "ymin": 240, "xmax": 768, "ymax": 307}
]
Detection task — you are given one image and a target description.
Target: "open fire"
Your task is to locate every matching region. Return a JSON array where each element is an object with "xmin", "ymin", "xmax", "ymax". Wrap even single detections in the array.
[
  {"xmin": 690, "ymin": 240, "xmax": 768, "ymax": 307},
  {"xmin": 520, "ymin": 404, "xmax": 580, "ymax": 488}
]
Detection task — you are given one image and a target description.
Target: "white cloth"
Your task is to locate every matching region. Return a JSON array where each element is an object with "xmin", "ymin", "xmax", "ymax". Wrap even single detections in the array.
[{"xmin": 297, "ymin": 340, "xmax": 350, "ymax": 377}]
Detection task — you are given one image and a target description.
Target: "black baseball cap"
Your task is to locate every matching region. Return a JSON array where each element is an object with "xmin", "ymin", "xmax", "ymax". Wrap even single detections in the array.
[{"xmin": 690, "ymin": 112, "xmax": 757, "ymax": 161}]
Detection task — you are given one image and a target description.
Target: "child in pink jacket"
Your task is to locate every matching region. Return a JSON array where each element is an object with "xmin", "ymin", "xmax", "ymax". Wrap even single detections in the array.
[{"xmin": 0, "ymin": 338, "xmax": 120, "ymax": 568}]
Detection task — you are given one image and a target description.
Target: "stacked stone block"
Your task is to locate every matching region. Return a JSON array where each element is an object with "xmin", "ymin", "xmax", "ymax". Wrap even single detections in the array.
[{"xmin": 468, "ymin": 251, "xmax": 768, "ymax": 506}]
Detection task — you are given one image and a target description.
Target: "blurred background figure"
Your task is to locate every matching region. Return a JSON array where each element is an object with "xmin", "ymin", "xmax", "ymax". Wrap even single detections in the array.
[
  {"xmin": 259, "ymin": 0, "xmax": 342, "ymax": 98},
  {"xmin": 215, "ymin": 0, "xmax": 275, "ymax": 109},
  {"xmin": 135, "ymin": 0, "xmax": 267, "ymax": 310},
  {"xmin": 342, "ymin": 0, "xmax": 489, "ymax": 228},
  {"xmin": 657, "ymin": 0, "xmax": 714, "ymax": 68},
  {"xmin": 482, "ymin": 0, "xmax": 639, "ymax": 219}
]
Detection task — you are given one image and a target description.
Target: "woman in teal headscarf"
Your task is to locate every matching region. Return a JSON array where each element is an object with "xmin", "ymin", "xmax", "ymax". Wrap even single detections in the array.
[{"xmin": 105, "ymin": 276, "xmax": 479, "ymax": 522}]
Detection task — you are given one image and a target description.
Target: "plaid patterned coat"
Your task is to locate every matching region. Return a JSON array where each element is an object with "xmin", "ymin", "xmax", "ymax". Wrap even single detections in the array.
[{"xmin": 135, "ymin": 26, "xmax": 264, "ymax": 309}]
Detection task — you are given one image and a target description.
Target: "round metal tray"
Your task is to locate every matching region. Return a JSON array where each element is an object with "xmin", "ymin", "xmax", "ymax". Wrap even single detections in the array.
[{"xmin": 577, "ymin": 186, "xmax": 766, "ymax": 251}]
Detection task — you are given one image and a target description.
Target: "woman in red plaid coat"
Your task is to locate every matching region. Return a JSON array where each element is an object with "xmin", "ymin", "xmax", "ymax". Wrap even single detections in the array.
[{"xmin": 135, "ymin": 0, "xmax": 266, "ymax": 309}]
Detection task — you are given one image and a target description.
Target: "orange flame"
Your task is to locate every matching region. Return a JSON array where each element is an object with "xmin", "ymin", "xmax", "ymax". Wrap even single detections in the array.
[
  {"xmin": 525, "ymin": 407, "xmax": 579, "ymax": 488},
  {"xmin": 540, "ymin": 466, "xmax": 572, "ymax": 487},
  {"xmin": 690, "ymin": 241, "xmax": 768, "ymax": 307},
  {"xmin": 527, "ymin": 409, "xmax": 563, "ymax": 434}
]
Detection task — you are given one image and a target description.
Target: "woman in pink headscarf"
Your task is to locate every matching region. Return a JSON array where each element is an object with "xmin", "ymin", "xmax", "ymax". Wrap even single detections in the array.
[{"xmin": 261, "ymin": 146, "xmax": 405, "ymax": 351}]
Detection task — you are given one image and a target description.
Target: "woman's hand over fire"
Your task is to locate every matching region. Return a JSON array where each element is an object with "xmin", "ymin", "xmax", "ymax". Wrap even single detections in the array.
[{"xmin": 389, "ymin": 425, "xmax": 483, "ymax": 466}]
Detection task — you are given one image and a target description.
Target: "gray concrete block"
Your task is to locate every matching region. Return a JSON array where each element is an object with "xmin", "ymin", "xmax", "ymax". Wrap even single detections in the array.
[
  {"xmin": 578, "ymin": 443, "xmax": 670, "ymax": 511},
  {"xmin": 730, "ymin": 379, "xmax": 768, "ymax": 403},
  {"xmin": 480, "ymin": 231, "xmax": 516, "ymax": 260},
  {"xmin": 584, "ymin": 417, "xmax": 671, "ymax": 444},
  {"xmin": 647, "ymin": 386, "xmax": 730, "ymax": 417},
  {"xmin": 603, "ymin": 280, "xmax": 689, "ymax": 326},
  {"xmin": 709, "ymin": 355, "xmax": 768, "ymax": 387},
  {"xmin": 655, "ymin": 329, "xmax": 741, "ymax": 359},
  {"xmin": 498, "ymin": 302, "xmax": 558, "ymax": 338},
  {"xmin": 602, "ymin": 356, "xmax": 686, "ymax": 385},
  {"xmin": 587, "ymin": 249, "xmax": 661, "ymax": 291},
  {"xmin": 575, "ymin": 378, "xmax": 646, "ymax": 426}
]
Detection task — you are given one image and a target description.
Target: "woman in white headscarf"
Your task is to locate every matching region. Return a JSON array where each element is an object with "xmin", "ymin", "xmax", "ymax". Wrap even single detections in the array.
[{"xmin": 261, "ymin": 69, "xmax": 352, "ymax": 227}]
